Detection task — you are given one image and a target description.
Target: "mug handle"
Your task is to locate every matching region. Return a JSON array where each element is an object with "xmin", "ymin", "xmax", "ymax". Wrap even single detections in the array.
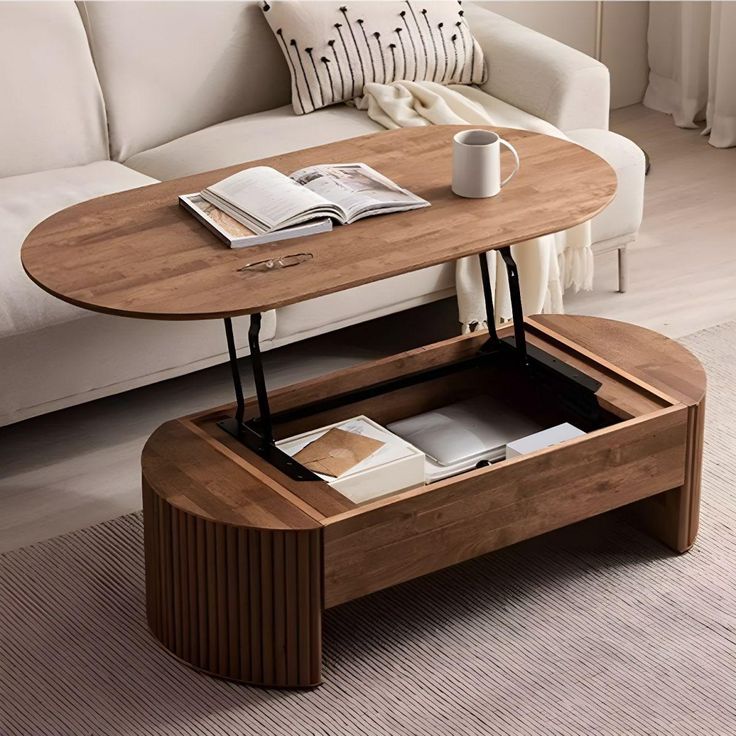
[{"xmin": 500, "ymin": 139, "xmax": 520, "ymax": 187}]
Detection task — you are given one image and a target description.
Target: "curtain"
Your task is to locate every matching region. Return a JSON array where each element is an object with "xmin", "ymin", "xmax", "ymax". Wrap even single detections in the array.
[{"xmin": 644, "ymin": 1, "xmax": 736, "ymax": 148}]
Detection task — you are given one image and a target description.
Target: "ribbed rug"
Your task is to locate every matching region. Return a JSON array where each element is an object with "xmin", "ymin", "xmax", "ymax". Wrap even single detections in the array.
[{"xmin": 1, "ymin": 322, "xmax": 735, "ymax": 736}]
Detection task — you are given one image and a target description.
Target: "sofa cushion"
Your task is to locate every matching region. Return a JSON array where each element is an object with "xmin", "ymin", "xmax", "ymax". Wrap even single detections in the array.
[
  {"xmin": 565, "ymin": 129, "xmax": 645, "ymax": 243},
  {"xmin": 0, "ymin": 2, "xmax": 108, "ymax": 178},
  {"xmin": 260, "ymin": 1, "xmax": 488, "ymax": 115},
  {"xmin": 274, "ymin": 264, "xmax": 456, "ymax": 341},
  {"xmin": 1, "ymin": 163, "xmax": 157, "ymax": 338},
  {"xmin": 78, "ymin": 1, "xmax": 292, "ymax": 162},
  {"xmin": 125, "ymin": 104, "xmax": 383, "ymax": 180}
]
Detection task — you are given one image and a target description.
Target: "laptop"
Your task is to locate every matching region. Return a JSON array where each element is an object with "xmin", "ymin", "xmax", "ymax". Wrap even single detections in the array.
[{"xmin": 387, "ymin": 395, "xmax": 542, "ymax": 468}]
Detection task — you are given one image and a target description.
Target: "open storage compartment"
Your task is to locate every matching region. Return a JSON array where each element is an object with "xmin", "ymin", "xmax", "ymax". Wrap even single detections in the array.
[{"xmin": 189, "ymin": 318, "xmax": 689, "ymax": 609}]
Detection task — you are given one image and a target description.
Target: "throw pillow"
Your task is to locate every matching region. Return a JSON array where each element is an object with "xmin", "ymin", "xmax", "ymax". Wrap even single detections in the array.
[{"xmin": 261, "ymin": 1, "xmax": 488, "ymax": 114}]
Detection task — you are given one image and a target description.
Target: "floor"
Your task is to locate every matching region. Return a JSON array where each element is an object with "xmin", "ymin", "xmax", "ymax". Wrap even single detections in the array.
[{"xmin": 1, "ymin": 105, "xmax": 734, "ymax": 553}]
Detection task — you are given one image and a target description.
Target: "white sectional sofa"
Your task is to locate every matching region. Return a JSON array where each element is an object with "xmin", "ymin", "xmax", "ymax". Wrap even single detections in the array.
[{"xmin": 0, "ymin": 1, "xmax": 644, "ymax": 427}]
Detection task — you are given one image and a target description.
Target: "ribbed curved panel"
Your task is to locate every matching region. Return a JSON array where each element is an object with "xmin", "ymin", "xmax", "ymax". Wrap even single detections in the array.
[{"xmin": 143, "ymin": 479, "xmax": 322, "ymax": 688}]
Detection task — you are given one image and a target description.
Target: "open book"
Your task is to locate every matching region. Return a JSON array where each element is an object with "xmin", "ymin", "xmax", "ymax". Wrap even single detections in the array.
[{"xmin": 179, "ymin": 163, "xmax": 429, "ymax": 248}]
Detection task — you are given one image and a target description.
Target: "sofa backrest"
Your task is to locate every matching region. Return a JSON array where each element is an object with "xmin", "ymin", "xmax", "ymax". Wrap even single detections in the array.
[
  {"xmin": 78, "ymin": 1, "xmax": 292, "ymax": 162},
  {"xmin": 0, "ymin": 2, "xmax": 109, "ymax": 178}
]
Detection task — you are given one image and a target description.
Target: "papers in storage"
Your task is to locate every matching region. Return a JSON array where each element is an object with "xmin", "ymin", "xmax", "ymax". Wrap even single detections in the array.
[
  {"xmin": 505, "ymin": 422, "xmax": 585, "ymax": 459},
  {"xmin": 293, "ymin": 427, "xmax": 385, "ymax": 477},
  {"xmin": 277, "ymin": 416, "xmax": 425, "ymax": 504}
]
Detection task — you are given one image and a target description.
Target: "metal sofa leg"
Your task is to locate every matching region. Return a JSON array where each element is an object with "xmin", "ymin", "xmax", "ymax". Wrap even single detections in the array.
[{"xmin": 617, "ymin": 245, "xmax": 628, "ymax": 293}]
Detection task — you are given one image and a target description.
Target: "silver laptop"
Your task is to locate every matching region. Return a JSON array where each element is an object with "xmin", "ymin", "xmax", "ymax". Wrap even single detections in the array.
[{"xmin": 387, "ymin": 395, "xmax": 542, "ymax": 467}]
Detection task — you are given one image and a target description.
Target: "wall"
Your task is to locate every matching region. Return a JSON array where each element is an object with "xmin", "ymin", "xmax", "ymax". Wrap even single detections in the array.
[
  {"xmin": 479, "ymin": 1, "xmax": 649, "ymax": 109},
  {"xmin": 600, "ymin": 2, "xmax": 649, "ymax": 109},
  {"xmin": 481, "ymin": 2, "xmax": 598, "ymax": 55}
]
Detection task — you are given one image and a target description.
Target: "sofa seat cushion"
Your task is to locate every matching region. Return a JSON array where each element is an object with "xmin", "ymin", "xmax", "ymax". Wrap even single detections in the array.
[
  {"xmin": 1, "ymin": 162, "xmax": 157, "ymax": 338},
  {"xmin": 274, "ymin": 264, "xmax": 456, "ymax": 342},
  {"xmin": 125, "ymin": 104, "xmax": 384, "ymax": 180},
  {"xmin": 565, "ymin": 128, "xmax": 645, "ymax": 243}
]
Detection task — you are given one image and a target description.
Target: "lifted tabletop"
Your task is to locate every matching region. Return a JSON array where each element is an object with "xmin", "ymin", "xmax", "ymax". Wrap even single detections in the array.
[{"xmin": 21, "ymin": 126, "xmax": 616, "ymax": 321}]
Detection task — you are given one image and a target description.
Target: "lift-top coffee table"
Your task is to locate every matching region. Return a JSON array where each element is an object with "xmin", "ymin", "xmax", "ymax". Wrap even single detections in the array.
[{"xmin": 22, "ymin": 126, "xmax": 705, "ymax": 689}]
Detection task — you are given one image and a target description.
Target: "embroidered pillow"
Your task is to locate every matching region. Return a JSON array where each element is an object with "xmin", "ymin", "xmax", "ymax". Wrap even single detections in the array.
[{"xmin": 261, "ymin": 1, "xmax": 487, "ymax": 114}]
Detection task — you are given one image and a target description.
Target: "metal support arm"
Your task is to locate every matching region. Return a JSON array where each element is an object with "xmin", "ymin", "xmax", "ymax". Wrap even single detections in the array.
[
  {"xmin": 477, "ymin": 247, "xmax": 528, "ymax": 366},
  {"xmin": 247, "ymin": 313, "xmax": 273, "ymax": 444},
  {"xmin": 224, "ymin": 317, "xmax": 245, "ymax": 428},
  {"xmin": 478, "ymin": 252, "xmax": 500, "ymax": 349},
  {"xmin": 499, "ymin": 247, "xmax": 528, "ymax": 367},
  {"xmin": 218, "ymin": 251, "xmax": 601, "ymax": 482},
  {"xmin": 218, "ymin": 314, "xmax": 320, "ymax": 482},
  {"xmin": 478, "ymin": 247, "xmax": 600, "ymax": 420}
]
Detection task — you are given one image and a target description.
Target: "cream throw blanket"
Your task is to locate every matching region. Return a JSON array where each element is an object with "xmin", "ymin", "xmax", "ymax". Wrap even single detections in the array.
[{"xmin": 354, "ymin": 81, "xmax": 593, "ymax": 331}]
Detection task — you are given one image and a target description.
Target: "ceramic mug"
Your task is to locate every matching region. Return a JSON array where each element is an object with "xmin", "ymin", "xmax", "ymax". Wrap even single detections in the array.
[{"xmin": 452, "ymin": 129, "xmax": 520, "ymax": 198}]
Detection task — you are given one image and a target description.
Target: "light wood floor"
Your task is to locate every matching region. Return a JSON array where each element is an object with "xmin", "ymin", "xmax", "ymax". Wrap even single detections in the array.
[
  {"xmin": 1, "ymin": 105, "xmax": 734, "ymax": 553},
  {"xmin": 567, "ymin": 105, "xmax": 736, "ymax": 336}
]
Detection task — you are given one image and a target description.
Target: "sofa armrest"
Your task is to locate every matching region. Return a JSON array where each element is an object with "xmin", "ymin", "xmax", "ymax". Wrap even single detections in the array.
[{"xmin": 466, "ymin": 3, "xmax": 610, "ymax": 131}]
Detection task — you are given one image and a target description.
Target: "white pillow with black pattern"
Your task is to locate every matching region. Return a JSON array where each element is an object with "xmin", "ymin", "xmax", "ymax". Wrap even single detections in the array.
[{"xmin": 261, "ymin": 1, "xmax": 487, "ymax": 114}]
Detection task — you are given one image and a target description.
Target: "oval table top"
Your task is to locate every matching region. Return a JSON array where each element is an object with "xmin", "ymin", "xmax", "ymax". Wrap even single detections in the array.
[{"xmin": 21, "ymin": 125, "xmax": 616, "ymax": 321}]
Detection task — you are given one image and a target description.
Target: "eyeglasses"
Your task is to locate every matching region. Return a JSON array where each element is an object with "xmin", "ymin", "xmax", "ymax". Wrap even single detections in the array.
[{"xmin": 238, "ymin": 252, "xmax": 313, "ymax": 273}]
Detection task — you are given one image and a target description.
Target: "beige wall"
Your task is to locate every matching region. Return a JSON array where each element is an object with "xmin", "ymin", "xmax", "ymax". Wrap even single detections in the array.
[
  {"xmin": 479, "ymin": 1, "xmax": 649, "ymax": 110},
  {"xmin": 600, "ymin": 2, "xmax": 649, "ymax": 109},
  {"xmin": 481, "ymin": 2, "xmax": 598, "ymax": 55}
]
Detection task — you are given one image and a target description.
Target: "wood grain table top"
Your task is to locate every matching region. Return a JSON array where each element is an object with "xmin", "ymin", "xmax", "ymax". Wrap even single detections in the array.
[{"xmin": 21, "ymin": 126, "xmax": 616, "ymax": 321}]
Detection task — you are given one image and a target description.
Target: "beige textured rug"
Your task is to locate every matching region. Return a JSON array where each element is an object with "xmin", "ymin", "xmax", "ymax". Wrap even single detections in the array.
[{"xmin": 1, "ymin": 322, "xmax": 735, "ymax": 736}]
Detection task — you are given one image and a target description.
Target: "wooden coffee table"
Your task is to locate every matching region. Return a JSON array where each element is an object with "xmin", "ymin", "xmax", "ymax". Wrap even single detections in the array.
[{"xmin": 21, "ymin": 126, "xmax": 705, "ymax": 689}]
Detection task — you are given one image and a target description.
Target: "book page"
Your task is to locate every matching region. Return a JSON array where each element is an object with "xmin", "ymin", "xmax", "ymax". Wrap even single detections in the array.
[
  {"xmin": 289, "ymin": 163, "xmax": 427, "ymax": 222},
  {"xmin": 205, "ymin": 166, "xmax": 334, "ymax": 231}
]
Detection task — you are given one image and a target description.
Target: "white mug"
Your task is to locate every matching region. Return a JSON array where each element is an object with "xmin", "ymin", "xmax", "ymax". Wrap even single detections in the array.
[{"xmin": 452, "ymin": 129, "xmax": 520, "ymax": 198}]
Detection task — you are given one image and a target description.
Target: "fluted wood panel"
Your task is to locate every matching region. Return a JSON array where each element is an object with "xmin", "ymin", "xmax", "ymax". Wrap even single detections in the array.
[{"xmin": 143, "ymin": 479, "xmax": 322, "ymax": 688}]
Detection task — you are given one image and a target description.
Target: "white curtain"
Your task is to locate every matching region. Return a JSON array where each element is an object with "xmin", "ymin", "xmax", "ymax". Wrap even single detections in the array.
[{"xmin": 644, "ymin": 1, "xmax": 736, "ymax": 148}]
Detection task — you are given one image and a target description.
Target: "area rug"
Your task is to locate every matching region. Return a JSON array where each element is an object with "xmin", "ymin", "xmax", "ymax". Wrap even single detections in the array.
[{"xmin": 2, "ymin": 322, "xmax": 736, "ymax": 736}]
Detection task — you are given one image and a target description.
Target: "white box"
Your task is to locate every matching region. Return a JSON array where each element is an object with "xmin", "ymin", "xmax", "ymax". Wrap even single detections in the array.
[
  {"xmin": 505, "ymin": 422, "xmax": 585, "ymax": 459},
  {"xmin": 276, "ymin": 416, "xmax": 426, "ymax": 504}
]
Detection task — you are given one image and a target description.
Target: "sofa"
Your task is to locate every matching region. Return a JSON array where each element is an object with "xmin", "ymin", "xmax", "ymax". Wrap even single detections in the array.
[{"xmin": 0, "ymin": 1, "xmax": 645, "ymax": 427}]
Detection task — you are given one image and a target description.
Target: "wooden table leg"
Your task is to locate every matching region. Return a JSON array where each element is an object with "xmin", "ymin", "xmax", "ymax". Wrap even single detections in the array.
[{"xmin": 630, "ymin": 399, "xmax": 705, "ymax": 552}]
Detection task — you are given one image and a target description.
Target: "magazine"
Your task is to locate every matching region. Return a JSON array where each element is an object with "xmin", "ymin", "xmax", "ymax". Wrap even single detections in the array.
[{"xmin": 179, "ymin": 163, "xmax": 429, "ymax": 248}]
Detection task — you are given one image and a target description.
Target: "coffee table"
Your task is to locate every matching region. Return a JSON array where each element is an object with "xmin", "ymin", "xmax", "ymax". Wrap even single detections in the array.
[{"xmin": 21, "ymin": 126, "xmax": 705, "ymax": 689}]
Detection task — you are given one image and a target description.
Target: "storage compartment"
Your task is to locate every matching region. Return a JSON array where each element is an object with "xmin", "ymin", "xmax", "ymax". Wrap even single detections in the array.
[
  {"xmin": 188, "ymin": 321, "xmax": 690, "ymax": 609},
  {"xmin": 266, "ymin": 354, "xmax": 617, "ymax": 502},
  {"xmin": 265, "ymin": 355, "xmax": 618, "ymax": 446}
]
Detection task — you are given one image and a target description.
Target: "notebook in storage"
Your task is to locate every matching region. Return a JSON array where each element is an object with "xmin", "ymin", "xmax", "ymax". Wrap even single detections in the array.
[
  {"xmin": 179, "ymin": 163, "xmax": 429, "ymax": 248},
  {"xmin": 276, "ymin": 416, "xmax": 425, "ymax": 504},
  {"xmin": 505, "ymin": 422, "xmax": 584, "ymax": 459},
  {"xmin": 387, "ymin": 396, "xmax": 544, "ymax": 482}
]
